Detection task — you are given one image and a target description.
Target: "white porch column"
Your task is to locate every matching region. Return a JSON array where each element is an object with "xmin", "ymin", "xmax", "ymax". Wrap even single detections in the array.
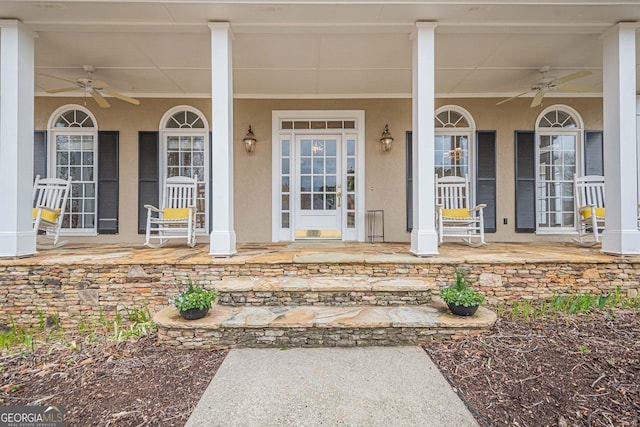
[
  {"xmin": 208, "ymin": 22, "xmax": 237, "ymax": 256},
  {"xmin": 600, "ymin": 23, "xmax": 640, "ymax": 255},
  {"xmin": 0, "ymin": 20, "xmax": 36, "ymax": 257},
  {"xmin": 410, "ymin": 22, "xmax": 439, "ymax": 256}
]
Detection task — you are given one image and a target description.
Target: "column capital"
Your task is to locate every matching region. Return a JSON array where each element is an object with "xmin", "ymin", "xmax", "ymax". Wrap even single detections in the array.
[
  {"xmin": 208, "ymin": 21, "xmax": 231, "ymax": 31},
  {"xmin": 0, "ymin": 20, "xmax": 37, "ymax": 38},
  {"xmin": 415, "ymin": 21, "xmax": 438, "ymax": 30},
  {"xmin": 599, "ymin": 21, "xmax": 640, "ymax": 40}
]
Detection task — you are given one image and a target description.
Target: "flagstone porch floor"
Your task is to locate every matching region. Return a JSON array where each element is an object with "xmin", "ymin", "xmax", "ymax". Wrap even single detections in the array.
[{"xmin": 0, "ymin": 241, "xmax": 622, "ymax": 266}]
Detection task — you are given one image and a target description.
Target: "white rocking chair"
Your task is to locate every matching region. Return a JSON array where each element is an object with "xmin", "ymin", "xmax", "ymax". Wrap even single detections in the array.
[
  {"xmin": 436, "ymin": 174, "xmax": 486, "ymax": 247},
  {"xmin": 32, "ymin": 175, "xmax": 72, "ymax": 249},
  {"xmin": 574, "ymin": 174, "xmax": 605, "ymax": 247},
  {"xmin": 144, "ymin": 175, "xmax": 198, "ymax": 248}
]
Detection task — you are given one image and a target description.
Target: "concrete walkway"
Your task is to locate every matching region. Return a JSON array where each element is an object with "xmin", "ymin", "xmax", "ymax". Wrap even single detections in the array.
[{"xmin": 185, "ymin": 347, "xmax": 479, "ymax": 427}]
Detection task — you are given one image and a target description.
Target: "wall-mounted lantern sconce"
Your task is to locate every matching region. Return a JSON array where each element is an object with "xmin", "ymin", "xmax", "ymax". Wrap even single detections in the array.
[
  {"xmin": 243, "ymin": 125, "xmax": 257, "ymax": 153},
  {"xmin": 379, "ymin": 124, "xmax": 394, "ymax": 153}
]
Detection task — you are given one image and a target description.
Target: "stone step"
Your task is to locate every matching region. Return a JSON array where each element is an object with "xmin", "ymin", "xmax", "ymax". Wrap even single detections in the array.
[
  {"xmin": 213, "ymin": 277, "xmax": 435, "ymax": 307},
  {"xmin": 153, "ymin": 300, "xmax": 496, "ymax": 349}
]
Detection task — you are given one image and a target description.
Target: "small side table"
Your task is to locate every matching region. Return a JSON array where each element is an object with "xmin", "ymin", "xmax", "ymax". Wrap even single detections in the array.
[{"xmin": 367, "ymin": 209, "xmax": 385, "ymax": 243}]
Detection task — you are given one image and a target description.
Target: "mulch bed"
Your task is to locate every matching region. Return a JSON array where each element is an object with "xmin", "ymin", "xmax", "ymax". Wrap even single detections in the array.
[
  {"xmin": 0, "ymin": 309, "xmax": 638, "ymax": 426},
  {"xmin": 0, "ymin": 337, "xmax": 226, "ymax": 426},
  {"xmin": 424, "ymin": 309, "xmax": 640, "ymax": 427}
]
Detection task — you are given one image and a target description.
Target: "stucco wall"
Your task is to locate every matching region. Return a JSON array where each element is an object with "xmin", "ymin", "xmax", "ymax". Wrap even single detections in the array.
[{"xmin": 34, "ymin": 96, "xmax": 602, "ymax": 244}]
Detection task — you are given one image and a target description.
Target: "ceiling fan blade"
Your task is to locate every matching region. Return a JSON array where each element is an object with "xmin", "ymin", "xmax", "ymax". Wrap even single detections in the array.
[
  {"xmin": 105, "ymin": 90, "xmax": 140, "ymax": 106},
  {"xmin": 91, "ymin": 91, "xmax": 111, "ymax": 108},
  {"xmin": 46, "ymin": 86, "xmax": 78, "ymax": 94},
  {"xmin": 496, "ymin": 91, "xmax": 531, "ymax": 106},
  {"xmin": 530, "ymin": 91, "xmax": 545, "ymax": 108},
  {"xmin": 37, "ymin": 73, "xmax": 78, "ymax": 85},
  {"xmin": 555, "ymin": 70, "xmax": 592, "ymax": 85},
  {"xmin": 91, "ymin": 80, "xmax": 109, "ymax": 89}
]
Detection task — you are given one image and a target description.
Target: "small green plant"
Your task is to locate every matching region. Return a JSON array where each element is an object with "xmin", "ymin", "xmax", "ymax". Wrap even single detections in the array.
[
  {"xmin": 578, "ymin": 344, "xmax": 591, "ymax": 353},
  {"xmin": 439, "ymin": 270, "xmax": 485, "ymax": 307},
  {"xmin": 171, "ymin": 280, "xmax": 217, "ymax": 312},
  {"xmin": 109, "ymin": 305, "xmax": 156, "ymax": 341}
]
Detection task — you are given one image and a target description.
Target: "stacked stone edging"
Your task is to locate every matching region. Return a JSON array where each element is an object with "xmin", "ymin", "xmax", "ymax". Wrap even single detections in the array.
[
  {"xmin": 153, "ymin": 304, "xmax": 497, "ymax": 349},
  {"xmin": 0, "ymin": 259, "xmax": 639, "ymax": 329},
  {"xmin": 215, "ymin": 277, "xmax": 433, "ymax": 306}
]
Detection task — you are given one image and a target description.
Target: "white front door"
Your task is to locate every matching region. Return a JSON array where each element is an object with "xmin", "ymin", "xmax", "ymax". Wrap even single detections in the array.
[{"xmin": 294, "ymin": 135, "xmax": 342, "ymax": 239}]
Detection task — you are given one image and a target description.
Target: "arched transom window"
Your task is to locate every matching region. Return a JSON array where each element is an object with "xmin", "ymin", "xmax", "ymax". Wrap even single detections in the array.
[
  {"xmin": 160, "ymin": 106, "xmax": 209, "ymax": 232},
  {"xmin": 47, "ymin": 105, "xmax": 98, "ymax": 233},
  {"xmin": 434, "ymin": 106, "xmax": 475, "ymax": 178},
  {"xmin": 535, "ymin": 105, "xmax": 584, "ymax": 232}
]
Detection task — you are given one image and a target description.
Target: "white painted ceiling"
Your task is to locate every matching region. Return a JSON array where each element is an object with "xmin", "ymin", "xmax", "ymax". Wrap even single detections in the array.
[{"xmin": 2, "ymin": 0, "xmax": 639, "ymax": 99}]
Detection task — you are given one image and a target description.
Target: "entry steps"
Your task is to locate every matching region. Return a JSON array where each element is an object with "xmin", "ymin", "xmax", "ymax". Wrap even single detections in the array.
[{"xmin": 154, "ymin": 276, "xmax": 496, "ymax": 349}]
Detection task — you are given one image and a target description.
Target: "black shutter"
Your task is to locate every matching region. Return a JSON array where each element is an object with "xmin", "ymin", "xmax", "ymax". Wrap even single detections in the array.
[
  {"xmin": 584, "ymin": 131, "xmax": 604, "ymax": 176},
  {"xmin": 34, "ymin": 130, "xmax": 47, "ymax": 180},
  {"xmin": 97, "ymin": 131, "xmax": 119, "ymax": 234},
  {"xmin": 138, "ymin": 131, "xmax": 159, "ymax": 234},
  {"xmin": 406, "ymin": 131, "xmax": 413, "ymax": 232},
  {"xmin": 476, "ymin": 131, "xmax": 496, "ymax": 233},
  {"xmin": 515, "ymin": 131, "xmax": 536, "ymax": 232}
]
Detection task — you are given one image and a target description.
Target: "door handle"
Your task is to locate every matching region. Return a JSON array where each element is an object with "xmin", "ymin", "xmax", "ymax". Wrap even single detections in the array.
[{"xmin": 337, "ymin": 192, "xmax": 342, "ymax": 208}]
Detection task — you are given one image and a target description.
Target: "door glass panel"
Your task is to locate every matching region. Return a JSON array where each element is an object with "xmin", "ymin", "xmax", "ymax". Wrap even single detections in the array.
[
  {"xmin": 299, "ymin": 138, "xmax": 338, "ymax": 212},
  {"xmin": 301, "ymin": 140, "xmax": 312, "ymax": 156},
  {"xmin": 300, "ymin": 158, "xmax": 311, "ymax": 174},
  {"xmin": 301, "ymin": 194, "xmax": 311, "ymax": 209},
  {"xmin": 313, "ymin": 176, "xmax": 324, "ymax": 192},
  {"xmin": 326, "ymin": 175, "xmax": 336, "ymax": 189},
  {"xmin": 326, "ymin": 140, "xmax": 336, "ymax": 156},
  {"xmin": 326, "ymin": 158, "xmax": 336, "ymax": 174},
  {"xmin": 281, "ymin": 139, "xmax": 291, "ymax": 229},
  {"xmin": 313, "ymin": 194, "xmax": 324, "ymax": 209},
  {"xmin": 301, "ymin": 176, "xmax": 311, "ymax": 192},
  {"xmin": 313, "ymin": 158, "xmax": 324, "ymax": 173},
  {"xmin": 347, "ymin": 140, "xmax": 355, "ymax": 156}
]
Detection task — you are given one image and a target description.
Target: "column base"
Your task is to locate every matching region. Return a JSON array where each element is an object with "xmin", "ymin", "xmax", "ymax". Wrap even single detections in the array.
[
  {"xmin": 0, "ymin": 231, "xmax": 36, "ymax": 258},
  {"xmin": 410, "ymin": 229, "xmax": 439, "ymax": 257},
  {"xmin": 209, "ymin": 230, "xmax": 237, "ymax": 257},
  {"xmin": 601, "ymin": 229, "xmax": 640, "ymax": 255}
]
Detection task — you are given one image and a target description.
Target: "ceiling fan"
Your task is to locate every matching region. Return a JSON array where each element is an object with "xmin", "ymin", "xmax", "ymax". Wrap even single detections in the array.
[
  {"xmin": 497, "ymin": 66, "xmax": 592, "ymax": 108},
  {"xmin": 39, "ymin": 65, "xmax": 140, "ymax": 108}
]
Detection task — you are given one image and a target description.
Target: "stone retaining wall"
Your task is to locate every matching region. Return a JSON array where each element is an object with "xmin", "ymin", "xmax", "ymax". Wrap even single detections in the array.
[
  {"xmin": 1, "ymin": 260, "xmax": 639, "ymax": 329},
  {"xmin": 156, "ymin": 326, "xmax": 486, "ymax": 349},
  {"xmin": 218, "ymin": 291, "xmax": 433, "ymax": 306}
]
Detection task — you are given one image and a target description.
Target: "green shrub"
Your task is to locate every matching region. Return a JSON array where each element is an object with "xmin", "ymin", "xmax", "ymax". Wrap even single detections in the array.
[
  {"xmin": 439, "ymin": 270, "xmax": 485, "ymax": 307},
  {"xmin": 171, "ymin": 281, "xmax": 217, "ymax": 312}
]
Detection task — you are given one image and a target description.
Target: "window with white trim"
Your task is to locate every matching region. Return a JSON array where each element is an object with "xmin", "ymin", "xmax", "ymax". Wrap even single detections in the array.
[
  {"xmin": 48, "ymin": 106, "xmax": 98, "ymax": 234},
  {"xmin": 535, "ymin": 106, "xmax": 583, "ymax": 231},
  {"xmin": 434, "ymin": 106, "xmax": 475, "ymax": 178},
  {"xmin": 160, "ymin": 107, "xmax": 209, "ymax": 231}
]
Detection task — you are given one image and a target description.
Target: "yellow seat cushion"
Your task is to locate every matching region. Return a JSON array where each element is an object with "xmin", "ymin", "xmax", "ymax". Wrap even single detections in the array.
[
  {"xmin": 163, "ymin": 208, "xmax": 190, "ymax": 220},
  {"xmin": 32, "ymin": 208, "xmax": 60, "ymax": 223},
  {"xmin": 580, "ymin": 207, "xmax": 605, "ymax": 219},
  {"xmin": 441, "ymin": 208, "xmax": 471, "ymax": 219}
]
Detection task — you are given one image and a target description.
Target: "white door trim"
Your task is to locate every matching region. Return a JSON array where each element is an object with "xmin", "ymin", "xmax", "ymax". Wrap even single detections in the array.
[{"xmin": 271, "ymin": 110, "xmax": 366, "ymax": 242}]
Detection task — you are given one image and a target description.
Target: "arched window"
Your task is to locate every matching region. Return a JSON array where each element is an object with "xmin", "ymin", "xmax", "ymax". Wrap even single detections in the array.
[
  {"xmin": 434, "ymin": 106, "xmax": 476, "ymax": 178},
  {"xmin": 47, "ymin": 105, "xmax": 98, "ymax": 234},
  {"xmin": 159, "ymin": 106, "xmax": 209, "ymax": 232},
  {"xmin": 535, "ymin": 105, "xmax": 584, "ymax": 232}
]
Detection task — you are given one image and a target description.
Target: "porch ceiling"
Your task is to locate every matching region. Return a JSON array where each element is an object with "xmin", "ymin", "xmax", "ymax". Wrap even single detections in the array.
[{"xmin": 2, "ymin": 0, "xmax": 639, "ymax": 99}]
